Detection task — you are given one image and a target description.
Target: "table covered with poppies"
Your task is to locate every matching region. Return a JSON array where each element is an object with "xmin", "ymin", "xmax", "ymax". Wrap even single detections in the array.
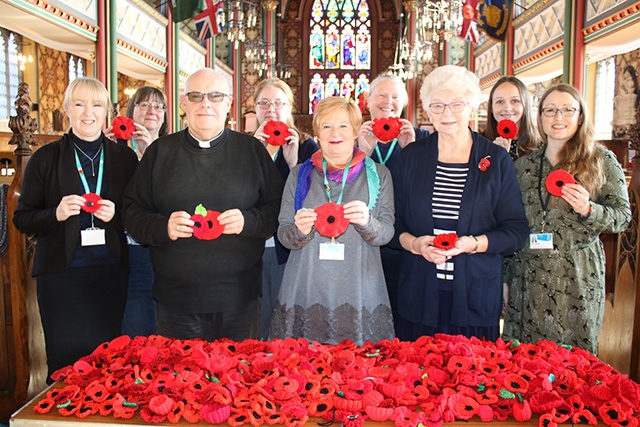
[{"xmin": 10, "ymin": 334, "xmax": 639, "ymax": 427}]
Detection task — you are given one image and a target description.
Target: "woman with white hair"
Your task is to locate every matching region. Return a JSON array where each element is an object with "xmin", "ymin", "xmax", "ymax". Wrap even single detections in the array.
[{"xmin": 391, "ymin": 65, "xmax": 529, "ymax": 341}]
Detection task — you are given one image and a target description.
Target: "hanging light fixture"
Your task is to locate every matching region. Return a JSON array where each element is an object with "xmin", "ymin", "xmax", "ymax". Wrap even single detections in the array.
[
  {"xmin": 275, "ymin": 64, "xmax": 291, "ymax": 80},
  {"xmin": 225, "ymin": 0, "xmax": 259, "ymax": 48},
  {"xmin": 389, "ymin": 0, "xmax": 463, "ymax": 79},
  {"xmin": 244, "ymin": 39, "xmax": 276, "ymax": 75}
]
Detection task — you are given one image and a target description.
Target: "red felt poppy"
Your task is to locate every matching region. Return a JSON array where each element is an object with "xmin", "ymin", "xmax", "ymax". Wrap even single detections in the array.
[
  {"xmin": 434, "ymin": 233, "xmax": 458, "ymax": 250},
  {"xmin": 81, "ymin": 193, "xmax": 102, "ymax": 213},
  {"xmin": 497, "ymin": 119, "xmax": 519, "ymax": 139},
  {"xmin": 372, "ymin": 117, "xmax": 402, "ymax": 142},
  {"xmin": 191, "ymin": 210, "xmax": 224, "ymax": 240},
  {"xmin": 545, "ymin": 169, "xmax": 576, "ymax": 197},
  {"xmin": 478, "ymin": 156, "xmax": 491, "ymax": 172},
  {"xmin": 264, "ymin": 120, "xmax": 291, "ymax": 146},
  {"xmin": 112, "ymin": 116, "xmax": 136, "ymax": 140},
  {"xmin": 314, "ymin": 202, "xmax": 350, "ymax": 238}
]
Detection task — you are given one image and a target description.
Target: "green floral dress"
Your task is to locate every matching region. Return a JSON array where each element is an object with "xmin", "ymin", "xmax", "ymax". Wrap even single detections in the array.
[{"xmin": 502, "ymin": 147, "xmax": 631, "ymax": 354}]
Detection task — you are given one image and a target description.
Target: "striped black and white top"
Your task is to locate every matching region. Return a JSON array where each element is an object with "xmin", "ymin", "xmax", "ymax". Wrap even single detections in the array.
[{"xmin": 433, "ymin": 162, "xmax": 469, "ymax": 282}]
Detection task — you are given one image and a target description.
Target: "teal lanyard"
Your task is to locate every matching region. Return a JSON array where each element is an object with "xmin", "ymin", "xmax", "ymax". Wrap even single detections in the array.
[
  {"xmin": 131, "ymin": 136, "xmax": 138, "ymax": 157},
  {"xmin": 322, "ymin": 157, "xmax": 351, "ymax": 204},
  {"xmin": 74, "ymin": 146, "xmax": 104, "ymax": 223},
  {"xmin": 374, "ymin": 138, "xmax": 398, "ymax": 166}
]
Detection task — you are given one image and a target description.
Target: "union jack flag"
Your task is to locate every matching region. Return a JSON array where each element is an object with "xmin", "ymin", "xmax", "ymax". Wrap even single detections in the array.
[
  {"xmin": 458, "ymin": 0, "xmax": 479, "ymax": 44},
  {"xmin": 194, "ymin": 0, "xmax": 224, "ymax": 41}
]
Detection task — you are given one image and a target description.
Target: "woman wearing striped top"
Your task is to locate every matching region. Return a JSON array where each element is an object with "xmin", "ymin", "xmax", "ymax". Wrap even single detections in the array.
[{"xmin": 391, "ymin": 66, "xmax": 529, "ymax": 341}]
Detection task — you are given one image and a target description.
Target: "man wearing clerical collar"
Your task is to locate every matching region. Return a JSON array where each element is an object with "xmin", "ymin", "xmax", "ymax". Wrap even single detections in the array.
[{"xmin": 123, "ymin": 68, "xmax": 284, "ymax": 342}]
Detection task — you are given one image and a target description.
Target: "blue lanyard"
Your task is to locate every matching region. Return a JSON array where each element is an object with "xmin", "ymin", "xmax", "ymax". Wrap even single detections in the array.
[
  {"xmin": 322, "ymin": 157, "xmax": 351, "ymax": 204},
  {"xmin": 374, "ymin": 138, "xmax": 398, "ymax": 166},
  {"xmin": 131, "ymin": 136, "xmax": 139, "ymax": 157},
  {"xmin": 74, "ymin": 147, "xmax": 104, "ymax": 196}
]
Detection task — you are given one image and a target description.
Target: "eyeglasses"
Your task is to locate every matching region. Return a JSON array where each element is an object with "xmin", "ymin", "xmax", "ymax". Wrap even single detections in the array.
[
  {"xmin": 541, "ymin": 107, "xmax": 579, "ymax": 117},
  {"xmin": 186, "ymin": 91, "xmax": 229, "ymax": 103},
  {"xmin": 136, "ymin": 102, "xmax": 166, "ymax": 112},
  {"xmin": 256, "ymin": 100, "xmax": 289, "ymax": 110},
  {"xmin": 428, "ymin": 101, "xmax": 468, "ymax": 114}
]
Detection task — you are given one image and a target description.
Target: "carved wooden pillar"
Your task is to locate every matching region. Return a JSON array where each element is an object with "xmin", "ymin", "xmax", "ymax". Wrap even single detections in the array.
[{"xmin": 1, "ymin": 83, "xmax": 37, "ymax": 421}]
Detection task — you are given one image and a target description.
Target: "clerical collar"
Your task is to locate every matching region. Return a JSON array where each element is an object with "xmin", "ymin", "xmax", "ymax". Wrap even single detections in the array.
[{"xmin": 188, "ymin": 128, "xmax": 225, "ymax": 148}]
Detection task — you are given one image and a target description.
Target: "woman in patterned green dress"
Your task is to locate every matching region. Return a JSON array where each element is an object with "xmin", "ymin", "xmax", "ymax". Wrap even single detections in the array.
[{"xmin": 502, "ymin": 83, "xmax": 631, "ymax": 355}]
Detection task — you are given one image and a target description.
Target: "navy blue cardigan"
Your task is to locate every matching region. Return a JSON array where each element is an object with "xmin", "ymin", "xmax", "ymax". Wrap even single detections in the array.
[{"xmin": 391, "ymin": 130, "xmax": 529, "ymax": 328}]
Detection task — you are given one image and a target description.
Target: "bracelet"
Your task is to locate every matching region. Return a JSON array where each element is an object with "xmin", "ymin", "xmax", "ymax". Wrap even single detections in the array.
[{"xmin": 470, "ymin": 236, "xmax": 479, "ymax": 254}]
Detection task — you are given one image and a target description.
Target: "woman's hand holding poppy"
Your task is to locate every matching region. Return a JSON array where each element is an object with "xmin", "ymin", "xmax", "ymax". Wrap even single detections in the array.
[
  {"xmin": 92, "ymin": 198, "xmax": 115, "ymax": 223},
  {"xmin": 401, "ymin": 233, "xmax": 448, "ymax": 265},
  {"xmin": 56, "ymin": 194, "xmax": 85, "ymax": 221},
  {"xmin": 493, "ymin": 136, "xmax": 511, "ymax": 152},
  {"xmin": 131, "ymin": 123, "xmax": 153, "ymax": 154},
  {"xmin": 281, "ymin": 128, "xmax": 300, "ymax": 170},
  {"xmin": 343, "ymin": 200, "xmax": 369, "ymax": 226},
  {"xmin": 396, "ymin": 118, "xmax": 417, "ymax": 148},
  {"xmin": 356, "ymin": 120, "xmax": 377, "ymax": 156},
  {"xmin": 294, "ymin": 208, "xmax": 316, "ymax": 235},
  {"xmin": 253, "ymin": 121, "xmax": 270, "ymax": 148},
  {"xmin": 561, "ymin": 183, "xmax": 592, "ymax": 216}
]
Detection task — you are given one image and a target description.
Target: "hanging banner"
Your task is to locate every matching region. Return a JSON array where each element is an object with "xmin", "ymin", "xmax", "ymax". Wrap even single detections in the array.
[{"xmin": 477, "ymin": 0, "xmax": 513, "ymax": 43}]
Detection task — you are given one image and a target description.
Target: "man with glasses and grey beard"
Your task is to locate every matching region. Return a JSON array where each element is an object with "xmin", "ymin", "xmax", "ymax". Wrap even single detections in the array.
[{"xmin": 123, "ymin": 68, "xmax": 283, "ymax": 341}]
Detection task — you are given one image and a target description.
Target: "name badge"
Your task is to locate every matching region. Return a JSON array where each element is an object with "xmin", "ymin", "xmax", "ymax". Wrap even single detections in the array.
[
  {"xmin": 319, "ymin": 242, "xmax": 345, "ymax": 260},
  {"xmin": 81, "ymin": 228, "xmax": 106, "ymax": 246},
  {"xmin": 530, "ymin": 233, "xmax": 553, "ymax": 250}
]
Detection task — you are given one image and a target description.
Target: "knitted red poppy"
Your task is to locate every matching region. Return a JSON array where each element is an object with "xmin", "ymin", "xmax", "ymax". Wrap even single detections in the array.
[
  {"xmin": 545, "ymin": 169, "xmax": 575, "ymax": 196},
  {"xmin": 81, "ymin": 193, "xmax": 102, "ymax": 213},
  {"xmin": 513, "ymin": 400, "xmax": 532, "ymax": 422},
  {"xmin": 201, "ymin": 402, "xmax": 231, "ymax": 424},
  {"xmin": 372, "ymin": 117, "xmax": 401, "ymax": 142},
  {"xmin": 34, "ymin": 398, "xmax": 55, "ymax": 414},
  {"xmin": 191, "ymin": 204, "xmax": 224, "ymax": 240},
  {"xmin": 497, "ymin": 119, "xmax": 519, "ymax": 139},
  {"xmin": 433, "ymin": 233, "xmax": 458, "ymax": 250},
  {"xmin": 264, "ymin": 120, "xmax": 291, "ymax": 146},
  {"xmin": 572, "ymin": 408, "xmax": 598, "ymax": 425},
  {"xmin": 478, "ymin": 156, "xmax": 491, "ymax": 172},
  {"xmin": 112, "ymin": 116, "xmax": 135, "ymax": 140},
  {"xmin": 314, "ymin": 202, "xmax": 349, "ymax": 238}
]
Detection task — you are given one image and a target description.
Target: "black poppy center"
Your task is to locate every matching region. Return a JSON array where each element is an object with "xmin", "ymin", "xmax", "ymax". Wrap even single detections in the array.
[
  {"xmin": 194, "ymin": 221, "xmax": 202, "ymax": 228},
  {"xmin": 327, "ymin": 215, "xmax": 336, "ymax": 224},
  {"xmin": 274, "ymin": 130, "xmax": 281, "ymax": 136},
  {"xmin": 87, "ymin": 201, "xmax": 94, "ymax": 207},
  {"xmin": 383, "ymin": 124, "xmax": 391, "ymax": 131},
  {"xmin": 556, "ymin": 180, "xmax": 565, "ymax": 187},
  {"xmin": 207, "ymin": 220, "xmax": 213, "ymax": 227},
  {"xmin": 119, "ymin": 124, "xmax": 127, "ymax": 131},
  {"xmin": 442, "ymin": 241, "xmax": 450, "ymax": 247}
]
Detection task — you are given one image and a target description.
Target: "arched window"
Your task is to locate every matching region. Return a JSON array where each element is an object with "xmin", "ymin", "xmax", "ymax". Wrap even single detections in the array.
[
  {"xmin": 68, "ymin": 54, "xmax": 86, "ymax": 83},
  {"xmin": 0, "ymin": 30, "xmax": 21, "ymax": 120},
  {"xmin": 308, "ymin": 0, "xmax": 371, "ymax": 113}
]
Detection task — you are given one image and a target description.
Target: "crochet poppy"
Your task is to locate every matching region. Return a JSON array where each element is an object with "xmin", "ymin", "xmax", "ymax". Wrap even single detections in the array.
[
  {"xmin": 497, "ymin": 119, "xmax": 519, "ymax": 139},
  {"xmin": 433, "ymin": 233, "xmax": 458, "ymax": 250},
  {"xmin": 111, "ymin": 116, "xmax": 135, "ymax": 140},
  {"xmin": 545, "ymin": 169, "xmax": 575, "ymax": 196},
  {"xmin": 81, "ymin": 193, "xmax": 102, "ymax": 213},
  {"xmin": 372, "ymin": 117, "xmax": 402, "ymax": 142},
  {"xmin": 314, "ymin": 202, "xmax": 350, "ymax": 238},
  {"xmin": 478, "ymin": 156, "xmax": 491, "ymax": 172},
  {"xmin": 264, "ymin": 120, "xmax": 291, "ymax": 146},
  {"xmin": 191, "ymin": 204, "xmax": 224, "ymax": 240}
]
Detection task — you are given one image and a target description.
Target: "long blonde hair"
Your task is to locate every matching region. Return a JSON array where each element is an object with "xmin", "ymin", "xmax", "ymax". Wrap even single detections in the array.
[
  {"xmin": 538, "ymin": 83, "xmax": 605, "ymax": 197},
  {"xmin": 255, "ymin": 78, "xmax": 309, "ymax": 141}
]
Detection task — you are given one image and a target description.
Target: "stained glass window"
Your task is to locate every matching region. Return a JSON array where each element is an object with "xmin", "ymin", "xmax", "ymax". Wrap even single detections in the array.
[
  {"xmin": 308, "ymin": 0, "xmax": 371, "ymax": 112},
  {"xmin": 0, "ymin": 29, "xmax": 21, "ymax": 120}
]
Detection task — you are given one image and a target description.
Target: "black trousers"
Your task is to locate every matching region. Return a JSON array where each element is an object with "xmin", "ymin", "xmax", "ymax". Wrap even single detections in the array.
[
  {"xmin": 157, "ymin": 298, "xmax": 259, "ymax": 342},
  {"xmin": 37, "ymin": 264, "xmax": 127, "ymax": 381}
]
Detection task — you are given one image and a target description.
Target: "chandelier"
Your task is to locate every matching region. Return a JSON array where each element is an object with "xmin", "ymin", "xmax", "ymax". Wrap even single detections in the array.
[
  {"xmin": 225, "ymin": 0, "xmax": 259, "ymax": 48},
  {"xmin": 244, "ymin": 39, "xmax": 276, "ymax": 74},
  {"xmin": 389, "ymin": 0, "xmax": 463, "ymax": 79}
]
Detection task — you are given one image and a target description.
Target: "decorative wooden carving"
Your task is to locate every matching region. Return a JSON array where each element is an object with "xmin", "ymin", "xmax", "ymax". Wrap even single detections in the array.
[{"xmin": 0, "ymin": 83, "xmax": 35, "ymax": 422}]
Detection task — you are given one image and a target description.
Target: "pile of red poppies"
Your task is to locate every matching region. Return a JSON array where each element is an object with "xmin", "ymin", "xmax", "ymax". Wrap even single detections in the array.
[{"xmin": 34, "ymin": 335, "xmax": 640, "ymax": 427}]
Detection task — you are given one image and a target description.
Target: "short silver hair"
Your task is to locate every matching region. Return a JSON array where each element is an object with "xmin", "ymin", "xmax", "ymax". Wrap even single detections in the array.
[
  {"xmin": 368, "ymin": 74, "xmax": 408, "ymax": 108},
  {"xmin": 420, "ymin": 65, "xmax": 481, "ymax": 110}
]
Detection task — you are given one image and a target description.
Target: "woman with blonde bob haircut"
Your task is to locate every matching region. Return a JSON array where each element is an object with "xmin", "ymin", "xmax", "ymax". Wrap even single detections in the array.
[
  {"xmin": 503, "ymin": 83, "xmax": 631, "ymax": 354},
  {"xmin": 391, "ymin": 65, "xmax": 529, "ymax": 342},
  {"xmin": 252, "ymin": 78, "xmax": 319, "ymax": 340},
  {"xmin": 14, "ymin": 77, "xmax": 138, "ymax": 381},
  {"xmin": 270, "ymin": 96, "xmax": 395, "ymax": 344}
]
